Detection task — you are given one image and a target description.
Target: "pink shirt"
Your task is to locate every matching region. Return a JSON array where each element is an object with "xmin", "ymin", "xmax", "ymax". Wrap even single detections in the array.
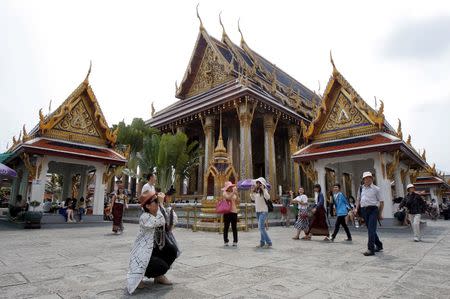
[{"xmin": 223, "ymin": 191, "xmax": 238, "ymax": 213}]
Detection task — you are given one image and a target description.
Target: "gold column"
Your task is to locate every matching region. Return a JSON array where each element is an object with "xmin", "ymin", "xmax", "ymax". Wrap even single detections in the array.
[
  {"xmin": 288, "ymin": 125, "xmax": 300, "ymax": 192},
  {"xmin": 237, "ymin": 101, "xmax": 255, "ymax": 181},
  {"xmin": 263, "ymin": 114, "xmax": 278, "ymax": 200},
  {"xmin": 201, "ymin": 116, "xmax": 215, "ymax": 176}
]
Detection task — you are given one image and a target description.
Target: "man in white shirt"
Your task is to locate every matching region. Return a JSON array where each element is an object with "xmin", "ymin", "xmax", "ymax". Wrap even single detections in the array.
[
  {"xmin": 355, "ymin": 171, "xmax": 384, "ymax": 256},
  {"xmin": 142, "ymin": 173, "xmax": 156, "ymax": 194}
]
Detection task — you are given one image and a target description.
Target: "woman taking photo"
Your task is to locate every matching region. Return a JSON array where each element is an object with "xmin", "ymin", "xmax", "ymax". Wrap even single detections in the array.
[
  {"xmin": 250, "ymin": 177, "xmax": 272, "ymax": 248},
  {"xmin": 111, "ymin": 184, "xmax": 128, "ymax": 234},
  {"xmin": 127, "ymin": 191, "xmax": 176, "ymax": 294},
  {"xmin": 222, "ymin": 181, "xmax": 239, "ymax": 247}
]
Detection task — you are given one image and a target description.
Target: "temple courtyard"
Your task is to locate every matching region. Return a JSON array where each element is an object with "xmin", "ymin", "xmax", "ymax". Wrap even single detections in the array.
[{"xmin": 1, "ymin": 221, "xmax": 450, "ymax": 299}]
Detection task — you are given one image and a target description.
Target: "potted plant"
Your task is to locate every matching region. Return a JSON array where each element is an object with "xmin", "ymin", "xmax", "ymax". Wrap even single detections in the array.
[{"xmin": 24, "ymin": 200, "xmax": 43, "ymax": 229}]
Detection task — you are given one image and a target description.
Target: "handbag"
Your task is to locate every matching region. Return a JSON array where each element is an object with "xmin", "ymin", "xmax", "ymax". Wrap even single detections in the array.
[
  {"xmin": 280, "ymin": 206, "xmax": 287, "ymax": 214},
  {"xmin": 265, "ymin": 199, "xmax": 274, "ymax": 213},
  {"xmin": 216, "ymin": 199, "xmax": 232, "ymax": 214}
]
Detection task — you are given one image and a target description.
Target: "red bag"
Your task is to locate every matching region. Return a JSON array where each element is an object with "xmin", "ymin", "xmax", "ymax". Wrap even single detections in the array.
[
  {"xmin": 280, "ymin": 206, "xmax": 287, "ymax": 214},
  {"xmin": 216, "ymin": 199, "xmax": 231, "ymax": 214}
]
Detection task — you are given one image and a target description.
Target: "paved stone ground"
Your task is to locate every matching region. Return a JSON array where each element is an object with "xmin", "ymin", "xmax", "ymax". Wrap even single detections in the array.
[{"xmin": 1, "ymin": 220, "xmax": 450, "ymax": 299}]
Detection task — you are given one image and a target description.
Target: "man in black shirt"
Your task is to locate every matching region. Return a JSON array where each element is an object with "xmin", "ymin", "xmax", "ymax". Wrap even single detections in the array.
[{"xmin": 399, "ymin": 184, "xmax": 426, "ymax": 242}]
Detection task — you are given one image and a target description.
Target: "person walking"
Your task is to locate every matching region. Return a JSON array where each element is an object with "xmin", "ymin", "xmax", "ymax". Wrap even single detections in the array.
[
  {"xmin": 250, "ymin": 177, "xmax": 272, "ymax": 248},
  {"xmin": 399, "ymin": 184, "xmax": 426, "ymax": 242},
  {"xmin": 355, "ymin": 172, "xmax": 384, "ymax": 256},
  {"xmin": 111, "ymin": 184, "xmax": 128, "ymax": 234},
  {"xmin": 290, "ymin": 187, "xmax": 310, "ymax": 240},
  {"xmin": 328, "ymin": 184, "xmax": 352, "ymax": 242},
  {"xmin": 222, "ymin": 181, "xmax": 239, "ymax": 246},
  {"xmin": 142, "ymin": 173, "xmax": 157, "ymax": 194},
  {"xmin": 305, "ymin": 184, "xmax": 329, "ymax": 240},
  {"xmin": 127, "ymin": 191, "xmax": 175, "ymax": 295}
]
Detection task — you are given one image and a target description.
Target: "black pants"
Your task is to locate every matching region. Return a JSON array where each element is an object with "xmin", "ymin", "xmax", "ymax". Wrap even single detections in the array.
[
  {"xmin": 223, "ymin": 212, "xmax": 238, "ymax": 243},
  {"xmin": 145, "ymin": 239, "xmax": 177, "ymax": 278},
  {"xmin": 332, "ymin": 215, "xmax": 352, "ymax": 239},
  {"xmin": 361, "ymin": 206, "xmax": 383, "ymax": 252}
]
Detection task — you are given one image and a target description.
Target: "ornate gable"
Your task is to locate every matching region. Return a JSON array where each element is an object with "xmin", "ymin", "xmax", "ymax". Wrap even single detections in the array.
[
  {"xmin": 303, "ymin": 55, "xmax": 386, "ymax": 143},
  {"xmin": 38, "ymin": 77, "xmax": 117, "ymax": 146}
]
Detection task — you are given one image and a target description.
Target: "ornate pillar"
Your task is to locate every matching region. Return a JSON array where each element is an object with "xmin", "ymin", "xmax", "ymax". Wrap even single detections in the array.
[
  {"xmin": 197, "ymin": 140, "xmax": 204, "ymax": 195},
  {"xmin": 61, "ymin": 169, "xmax": 72, "ymax": 200},
  {"xmin": 30, "ymin": 156, "xmax": 49, "ymax": 204},
  {"xmin": 237, "ymin": 102, "xmax": 255, "ymax": 180},
  {"xmin": 374, "ymin": 154, "xmax": 393, "ymax": 218},
  {"xmin": 78, "ymin": 167, "xmax": 88, "ymax": 199},
  {"xmin": 394, "ymin": 168, "xmax": 404, "ymax": 198},
  {"xmin": 93, "ymin": 165, "xmax": 106, "ymax": 215},
  {"xmin": 202, "ymin": 116, "xmax": 215, "ymax": 175},
  {"xmin": 263, "ymin": 114, "xmax": 278, "ymax": 200},
  {"xmin": 288, "ymin": 125, "xmax": 300, "ymax": 192}
]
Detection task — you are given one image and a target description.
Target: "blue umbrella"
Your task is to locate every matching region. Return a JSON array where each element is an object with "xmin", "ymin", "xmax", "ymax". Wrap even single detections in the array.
[{"xmin": 0, "ymin": 163, "xmax": 17, "ymax": 178}]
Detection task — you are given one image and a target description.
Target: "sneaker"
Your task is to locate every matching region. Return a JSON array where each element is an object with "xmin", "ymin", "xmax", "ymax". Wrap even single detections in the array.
[
  {"xmin": 345, "ymin": 238, "xmax": 352, "ymax": 241},
  {"xmin": 154, "ymin": 275, "xmax": 172, "ymax": 285},
  {"xmin": 363, "ymin": 251, "xmax": 375, "ymax": 256},
  {"xmin": 256, "ymin": 244, "xmax": 265, "ymax": 248},
  {"xmin": 224, "ymin": 242, "xmax": 229, "ymax": 247},
  {"xmin": 232, "ymin": 242, "xmax": 237, "ymax": 247},
  {"xmin": 324, "ymin": 236, "xmax": 333, "ymax": 242},
  {"xmin": 414, "ymin": 237, "xmax": 419, "ymax": 242},
  {"xmin": 263, "ymin": 244, "xmax": 272, "ymax": 249},
  {"xmin": 375, "ymin": 247, "xmax": 383, "ymax": 252}
]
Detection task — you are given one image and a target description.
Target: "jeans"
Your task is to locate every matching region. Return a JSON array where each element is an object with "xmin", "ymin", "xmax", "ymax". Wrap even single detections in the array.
[
  {"xmin": 79, "ymin": 208, "xmax": 85, "ymax": 221},
  {"xmin": 408, "ymin": 214, "xmax": 421, "ymax": 239},
  {"xmin": 223, "ymin": 212, "xmax": 238, "ymax": 243},
  {"xmin": 332, "ymin": 215, "xmax": 352, "ymax": 240},
  {"xmin": 361, "ymin": 206, "xmax": 383, "ymax": 252},
  {"xmin": 256, "ymin": 212, "xmax": 272, "ymax": 246}
]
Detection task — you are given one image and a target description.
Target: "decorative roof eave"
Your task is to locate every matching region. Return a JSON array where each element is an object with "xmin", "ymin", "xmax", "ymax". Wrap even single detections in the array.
[{"xmin": 303, "ymin": 53, "xmax": 386, "ymax": 143}]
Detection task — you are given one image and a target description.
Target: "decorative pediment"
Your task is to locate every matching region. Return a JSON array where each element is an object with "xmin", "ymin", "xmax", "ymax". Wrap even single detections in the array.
[
  {"xmin": 38, "ymin": 78, "xmax": 117, "ymax": 146},
  {"xmin": 303, "ymin": 55, "xmax": 386, "ymax": 143}
]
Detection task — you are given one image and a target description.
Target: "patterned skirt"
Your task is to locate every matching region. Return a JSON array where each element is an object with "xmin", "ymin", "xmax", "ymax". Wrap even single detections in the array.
[
  {"xmin": 112, "ymin": 203, "xmax": 124, "ymax": 232},
  {"xmin": 294, "ymin": 207, "xmax": 310, "ymax": 230}
]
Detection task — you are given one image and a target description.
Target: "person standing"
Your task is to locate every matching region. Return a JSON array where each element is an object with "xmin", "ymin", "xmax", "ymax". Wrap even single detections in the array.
[
  {"xmin": 250, "ymin": 177, "xmax": 272, "ymax": 248},
  {"xmin": 127, "ymin": 191, "xmax": 174, "ymax": 295},
  {"xmin": 328, "ymin": 184, "xmax": 352, "ymax": 242},
  {"xmin": 280, "ymin": 192, "xmax": 291, "ymax": 227},
  {"xmin": 111, "ymin": 185, "xmax": 128, "ymax": 234},
  {"xmin": 77, "ymin": 197, "xmax": 86, "ymax": 222},
  {"xmin": 305, "ymin": 184, "xmax": 329, "ymax": 240},
  {"xmin": 142, "ymin": 173, "xmax": 157, "ymax": 194},
  {"xmin": 355, "ymin": 172, "xmax": 384, "ymax": 256},
  {"xmin": 290, "ymin": 187, "xmax": 309, "ymax": 240},
  {"xmin": 399, "ymin": 184, "xmax": 426, "ymax": 242},
  {"xmin": 222, "ymin": 181, "xmax": 239, "ymax": 246}
]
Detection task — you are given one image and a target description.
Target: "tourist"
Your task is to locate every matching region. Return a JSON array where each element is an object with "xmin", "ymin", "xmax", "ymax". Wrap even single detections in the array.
[
  {"xmin": 111, "ymin": 184, "xmax": 128, "ymax": 234},
  {"xmin": 42, "ymin": 198, "xmax": 52, "ymax": 213},
  {"xmin": 442, "ymin": 198, "xmax": 449, "ymax": 220},
  {"xmin": 328, "ymin": 184, "xmax": 352, "ymax": 242},
  {"xmin": 127, "ymin": 191, "xmax": 175, "ymax": 295},
  {"xmin": 290, "ymin": 187, "xmax": 309, "ymax": 240},
  {"xmin": 142, "ymin": 173, "xmax": 157, "ymax": 194},
  {"xmin": 346, "ymin": 196, "xmax": 357, "ymax": 227},
  {"xmin": 305, "ymin": 184, "xmax": 329, "ymax": 240},
  {"xmin": 77, "ymin": 197, "xmax": 86, "ymax": 222},
  {"xmin": 399, "ymin": 184, "xmax": 426, "ymax": 242},
  {"xmin": 65, "ymin": 198, "xmax": 76, "ymax": 223},
  {"xmin": 250, "ymin": 177, "xmax": 272, "ymax": 248},
  {"xmin": 222, "ymin": 181, "xmax": 239, "ymax": 246},
  {"xmin": 280, "ymin": 192, "xmax": 291, "ymax": 227},
  {"xmin": 355, "ymin": 172, "xmax": 384, "ymax": 256},
  {"xmin": 9, "ymin": 194, "xmax": 26, "ymax": 219}
]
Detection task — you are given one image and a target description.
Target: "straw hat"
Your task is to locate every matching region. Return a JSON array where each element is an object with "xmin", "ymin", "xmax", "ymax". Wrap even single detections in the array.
[{"xmin": 140, "ymin": 191, "xmax": 158, "ymax": 207}]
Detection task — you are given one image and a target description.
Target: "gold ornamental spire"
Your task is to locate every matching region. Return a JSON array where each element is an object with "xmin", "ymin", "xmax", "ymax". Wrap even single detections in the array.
[
  {"xmin": 219, "ymin": 11, "xmax": 227, "ymax": 40},
  {"xmin": 213, "ymin": 110, "xmax": 227, "ymax": 157},
  {"xmin": 330, "ymin": 50, "xmax": 338, "ymax": 75},
  {"xmin": 84, "ymin": 60, "xmax": 92, "ymax": 84},
  {"xmin": 238, "ymin": 18, "xmax": 247, "ymax": 47},
  {"xmin": 196, "ymin": 4, "xmax": 205, "ymax": 31}
]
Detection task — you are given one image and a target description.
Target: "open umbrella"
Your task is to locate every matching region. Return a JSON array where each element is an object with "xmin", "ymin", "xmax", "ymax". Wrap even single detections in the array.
[
  {"xmin": 237, "ymin": 179, "xmax": 271, "ymax": 191},
  {"xmin": 0, "ymin": 163, "xmax": 17, "ymax": 179}
]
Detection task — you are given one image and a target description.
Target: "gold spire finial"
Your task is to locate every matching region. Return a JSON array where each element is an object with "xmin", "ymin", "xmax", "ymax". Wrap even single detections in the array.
[
  {"xmin": 377, "ymin": 100, "xmax": 384, "ymax": 116},
  {"xmin": 422, "ymin": 149, "xmax": 426, "ymax": 161},
  {"xmin": 238, "ymin": 18, "xmax": 246, "ymax": 47},
  {"xmin": 151, "ymin": 102, "xmax": 155, "ymax": 117},
  {"xmin": 397, "ymin": 118, "xmax": 403, "ymax": 139},
  {"xmin": 175, "ymin": 80, "xmax": 179, "ymax": 94},
  {"xmin": 196, "ymin": 4, "xmax": 204, "ymax": 31},
  {"xmin": 406, "ymin": 134, "xmax": 411, "ymax": 145},
  {"xmin": 84, "ymin": 60, "xmax": 92, "ymax": 84},
  {"xmin": 214, "ymin": 110, "xmax": 227, "ymax": 156},
  {"xmin": 330, "ymin": 50, "xmax": 338, "ymax": 75},
  {"xmin": 219, "ymin": 11, "xmax": 227, "ymax": 39}
]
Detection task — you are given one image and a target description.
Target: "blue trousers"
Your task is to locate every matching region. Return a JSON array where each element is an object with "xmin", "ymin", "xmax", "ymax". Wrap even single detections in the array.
[
  {"xmin": 256, "ymin": 212, "xmax": 272, "ymax": 246},
  {"xmin": 361, "ymin": 206, "xmax": 383, "ymax": 252}
]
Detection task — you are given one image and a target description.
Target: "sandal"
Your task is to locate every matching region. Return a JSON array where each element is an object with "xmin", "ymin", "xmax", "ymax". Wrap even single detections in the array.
[{"xmin": 292, "ymin": 236, "xmax": 300, "ymax": 240}]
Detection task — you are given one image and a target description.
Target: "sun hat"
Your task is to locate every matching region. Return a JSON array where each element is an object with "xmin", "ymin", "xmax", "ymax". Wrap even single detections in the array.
[
  {"xmin": 221, "ymin": 181, "xmax": 236, "ymax": 191},
  {"xmin": 140, "ymin": 191, "xmax": 158, "ymax": 207},
  {"xmin": 362, "ymin": 171, "xmax": 373, "ymax": 179},
  {"xmin": 253, "ymin": 177, "xmax": 268, "ymax": 188},
  {"xmin": 406, "ymin": 183, "xmax": 415, "ymax": 191}
]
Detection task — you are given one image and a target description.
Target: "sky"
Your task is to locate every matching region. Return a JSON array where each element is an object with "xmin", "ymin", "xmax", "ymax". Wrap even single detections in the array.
[{"xmin": 1, "ymin": 0, "xmax": 449, "ymax": 172}]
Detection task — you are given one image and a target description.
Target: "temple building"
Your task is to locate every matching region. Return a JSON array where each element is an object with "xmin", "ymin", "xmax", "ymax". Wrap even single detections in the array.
[
  {"xmin": 292, "ymin": 58, "xmax": 430, "ymax": 219},
  {"xmin": 2, "ymin": 69, "xmax": 127, "ymax": 222},
  {"xmin": 147, "ymin": 15, "xmax": 320, "ymax": 200},
  {"xmin": 413, "ymin": 162, "xmax": 450, "ymax": 204}
]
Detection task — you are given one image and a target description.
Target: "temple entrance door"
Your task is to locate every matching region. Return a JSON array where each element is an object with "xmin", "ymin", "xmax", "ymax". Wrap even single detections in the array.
[{"xmin": 325, "ymin": 168, "xmax": 336, "ymax": 217}]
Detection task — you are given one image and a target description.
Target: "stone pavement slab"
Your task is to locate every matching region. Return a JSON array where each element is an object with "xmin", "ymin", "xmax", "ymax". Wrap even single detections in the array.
[{"xmin": 0, "ymin": 220, "xmax": 450, "ymax": 298}]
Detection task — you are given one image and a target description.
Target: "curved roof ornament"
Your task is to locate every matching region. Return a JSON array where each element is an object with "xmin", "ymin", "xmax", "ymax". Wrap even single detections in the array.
[
  {"xmin": 219, "ymin": 11, "xmax": 227, "ymax": 39},
  {"xmin": 238, "ymin": 18, "xmax": 246, "ymax": 47},
  {"xmin": 330, "ymin": 50, "xmax": 338, "ymax": 75},
  {"xmin": 84, "ymin": 60, "xmax": 92, "ymax": 84},
  {"xmin": 196, "ymin": 3, "xmax": 205, "ymax": 31}
]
